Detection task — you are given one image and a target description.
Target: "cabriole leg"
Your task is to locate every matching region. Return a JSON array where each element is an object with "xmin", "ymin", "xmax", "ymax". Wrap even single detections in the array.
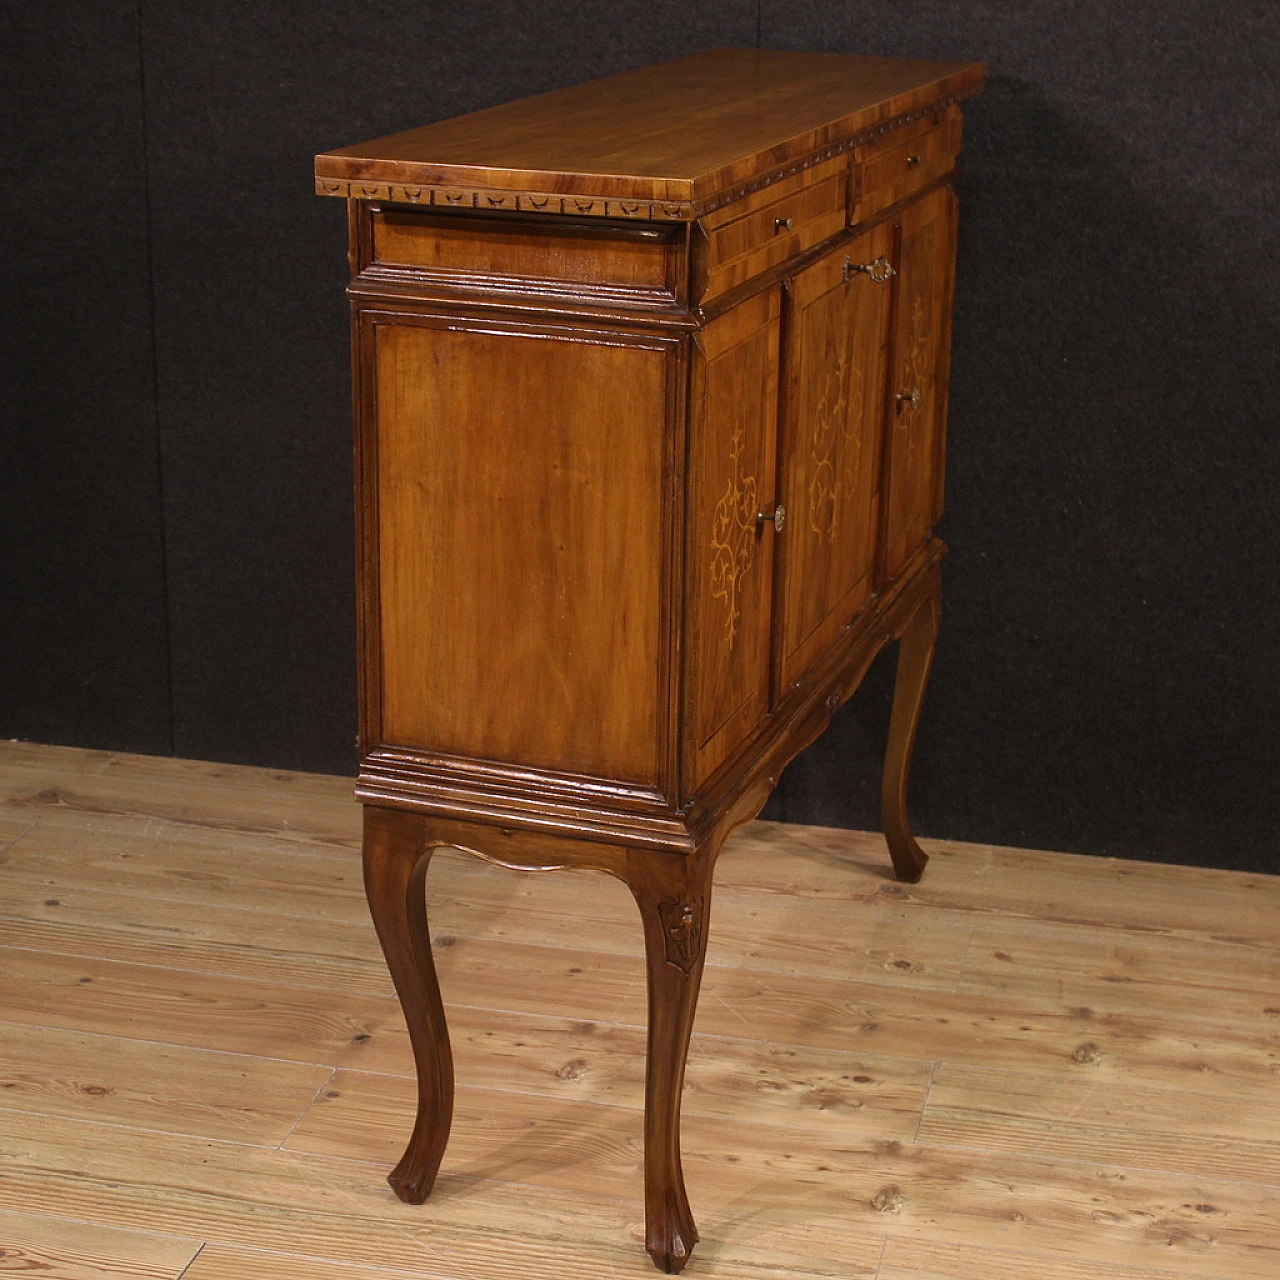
[
  {"xmin": 361, "ymin": 804, "xmax": 454, "ymax": 1203},
  {"xmin": 624, "ymin": 848, "xmax": 715, "ymax": 1273},
  {"xmin": 882, "ymin": 588, "xmax": 940, "ymax": 883}
]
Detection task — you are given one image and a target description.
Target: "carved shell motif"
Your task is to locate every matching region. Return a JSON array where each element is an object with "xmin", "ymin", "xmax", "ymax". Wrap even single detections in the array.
[{"xmin": 708, "ymin": 427, "xmax": 759, "ymax": 646}]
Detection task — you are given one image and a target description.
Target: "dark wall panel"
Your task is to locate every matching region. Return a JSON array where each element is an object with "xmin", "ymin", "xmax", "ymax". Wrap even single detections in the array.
[
  {"xmin": 6, "ymin": 4, "xmax": 1276, "ymax": 875},
  {"xmin": 0, "ymin": 3, "xmax": 171, "ymax": 753},
  {"xmin": 758, "ymin": 3, "xmax": 1280, "ymax": 871},
  {"xmin": 139, "ymin": 1, "xmax": 757, "ymax": 774}
]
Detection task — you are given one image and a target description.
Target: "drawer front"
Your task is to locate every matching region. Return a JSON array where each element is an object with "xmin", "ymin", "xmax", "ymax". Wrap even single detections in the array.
[
  {"xmin": 368, "ymin": 208, "xmax": 683, "ymax": 306},
  {"xmin": 698, "ymin": 157, "xmax": 848, "ymax": 303},
  {"xmin": 851, "ymin": 107, "xmax": 962, "ymax": 226}
]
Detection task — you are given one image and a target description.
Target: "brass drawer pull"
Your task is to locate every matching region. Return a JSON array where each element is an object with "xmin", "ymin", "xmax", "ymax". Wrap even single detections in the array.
[
  {"xmin": 757, "ymin": 503, "xmax": 786, "ymax": 533},
  {"xmin": 844, "ymin": 255, "xmax": 895, "ymax": 284},
  {"xmin": 896, "ymin": 388, "xmax": 922, "ymax": 412},
  {"xmin": 906, "ymin": 153, "xmax": 922, "ymax": 167},
  {"xmin": 774, "ymin": 216, "xmax": 794, "ymax": 233}
]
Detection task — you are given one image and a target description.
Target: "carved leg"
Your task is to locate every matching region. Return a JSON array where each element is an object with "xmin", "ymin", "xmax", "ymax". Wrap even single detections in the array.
[
  {"xmin": 362, "ymin": 805, "xmax": 453, "ymax": 1203},
  {"xmin": 882, "ymin": 589, "xmax": 940, "ymax": 884},
  {"xmin": 624, "ymin": 848, "xmax": 714, "ymax": 1273}
]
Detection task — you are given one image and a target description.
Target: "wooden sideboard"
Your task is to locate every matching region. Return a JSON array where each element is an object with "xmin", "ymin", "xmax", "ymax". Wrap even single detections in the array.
[{"xmin": 316, "ymin": 48, "xmax": 984, "ymax": 1272}]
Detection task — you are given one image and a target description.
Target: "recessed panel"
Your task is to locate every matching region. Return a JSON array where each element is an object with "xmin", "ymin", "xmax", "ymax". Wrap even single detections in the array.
[
  {"xmin": 686, "ymin": 289, "xmax": 781, "ymax": 788},
  {"xmin": 883, "ymin": 185, "xmax": 957, "ymax": 578},
  {"xmin": 374, "ymin": 318, "xmax": 669, "ymax": 784},
  {"xmin": 777, "ymin": 225, "xmax": 892, "ymax": 689}
]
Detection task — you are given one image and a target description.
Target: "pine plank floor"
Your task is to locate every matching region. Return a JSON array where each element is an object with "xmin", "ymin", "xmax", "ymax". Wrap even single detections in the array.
[{"xmin": 0, "ymin": 741, "xmax": 1277, "ymax": 1279}]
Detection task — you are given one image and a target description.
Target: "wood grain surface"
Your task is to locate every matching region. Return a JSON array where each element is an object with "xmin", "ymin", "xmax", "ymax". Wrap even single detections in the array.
[
  {"xmin": 0, "ymin": 1208, "xmax": 196, "ymax": 1279},
  {"xmin": 881, "ymin": 186, "xmax": 957, "ymax": 581},
  {"xmin": 1, "ymin": 741, "xmax": 1277, "ymax": 1278},
  {"xmin": 370, "ymin": 314, "xmax": 672, "ymax": 783},
  {"xmin": 315, "ymin": 49, "xmax": 983, "ymax": 211},
  {"xmin": 685, "ymin": 286, "xmax": 781, "ymax": 788},
  {"xmin": 775, "ymin": 223, "xmax": 891, "ymax": 690}
]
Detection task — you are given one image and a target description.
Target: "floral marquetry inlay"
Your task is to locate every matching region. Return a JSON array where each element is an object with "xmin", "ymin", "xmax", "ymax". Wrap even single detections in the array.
[
  {"xmin": 709, "ymin": 428, "xmax": 760, "ymax": 646},
  {"xmin": 902, "ymin": 296, "xmax": 930, "ymax": 399},
  {"xmin": 897, "ymin": 294, "xmax": 931, "ymax": 472},
  {"xmin": 807, "ymin": 349, "xmax": 863, "ymax": 542}
]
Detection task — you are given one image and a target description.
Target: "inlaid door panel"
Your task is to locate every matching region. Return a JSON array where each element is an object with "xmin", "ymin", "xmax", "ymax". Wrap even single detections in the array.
[
  {"xmin": 882, "ymin": 184, "xmax": 959, "ymax": 579},
  {"xmin": 366, "ymin": 312, "xmax": 676, "ymax": 786},
  {"xmin": 776, "ymin": 224, "xmax": 893, "ymax": 690},
  {"xmin": 685, "ymin": 287, "xmax": 781, "ymax": 790}
]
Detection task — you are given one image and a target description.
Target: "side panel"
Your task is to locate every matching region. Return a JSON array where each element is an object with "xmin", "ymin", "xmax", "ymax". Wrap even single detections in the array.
[
  {"xmin": 776, "ymin": 224, "xmax": 893, "ymax": 690},
  {"xmin": 882, "ymin": 184, "xmax": 959, "ymax": 579},
  {"xmin": 366, "ymin": 312, "xmax": 673, "ymax": 785},
  {"xmin": 685, "ymin": 288, "xmax": 781, "ymax": 790}
]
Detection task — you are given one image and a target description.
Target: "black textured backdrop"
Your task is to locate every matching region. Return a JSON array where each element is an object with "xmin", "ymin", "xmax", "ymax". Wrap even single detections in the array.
[
  {"xmin": 2, "ymin": 3, "xmax": 170, "ymax": 751},
  {"xmin": 3, "ymin": 3, "xmax": 1277, "ymax": 872}
]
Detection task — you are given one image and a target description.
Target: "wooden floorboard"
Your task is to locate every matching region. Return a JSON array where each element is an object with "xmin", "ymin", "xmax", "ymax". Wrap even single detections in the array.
[
  {"xmin": 0, "ymin": 1206, "xmax": 199, "ymax": 1279},
  {"xmin": 0, "ymin": 1021, "xmax": 333, "ymax": 1144},
  {"xmin": 0, "ymin": 741, "xmax": 1277, "ymax": 1279},
  {"xmin": 875, "ymin": 1236, "xmax": 1211, "ymax": 1280}
]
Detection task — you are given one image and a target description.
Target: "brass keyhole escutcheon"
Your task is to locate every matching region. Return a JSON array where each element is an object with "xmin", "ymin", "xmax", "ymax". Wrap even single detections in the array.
[
  {"xmin": 757, "ymin": 504, "xmax": 786, "ymax": 534},
  {"xmin": 844, "ymin": 255, "xmax": 895, "ymax": 284}
]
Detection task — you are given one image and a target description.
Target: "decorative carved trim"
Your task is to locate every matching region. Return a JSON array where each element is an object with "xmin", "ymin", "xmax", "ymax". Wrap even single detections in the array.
[
  {"xmin": 658, "ymin": 899, "xmax": 703, "ymax": 973},
  {"xmin": 708, "ymin": 427, "xmax": 759, "ymax": 646},
  {"xmin": 316, "ymin": 91, "xmax": 973, "ymax": 222},
  {"xmin": 315, "ymin": 178, "xmax": 693, "ymax": 221}
]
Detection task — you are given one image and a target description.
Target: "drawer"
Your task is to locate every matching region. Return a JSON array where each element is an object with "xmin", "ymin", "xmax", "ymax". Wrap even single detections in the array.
[
  {"xmin": 367, "ymin": 207, "xmax": 684, "ymax": 307},
  {"xmin": 851, "ymin": 106, "xmax": 962, "ymax": 226},
  {"xmin": 697, "ymin": 157, "xmax": 848, "ymax": 303}
]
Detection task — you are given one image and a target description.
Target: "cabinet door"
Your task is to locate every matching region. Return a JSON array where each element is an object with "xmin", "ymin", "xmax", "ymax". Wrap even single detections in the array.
[
  {"xmin": 776, "ymin": 224, "xmax": 893, "ymax": 690},
  {"xmin": 882, "ymin": 184, "xmax": 959, "ymax": 579},
  {"xmin": 685, "ymin": 287, "xmax": 781, "ymax": 790}
]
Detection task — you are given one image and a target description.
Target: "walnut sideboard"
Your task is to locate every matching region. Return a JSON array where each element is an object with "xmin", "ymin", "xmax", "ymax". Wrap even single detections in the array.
[{"xmin": 315, "ymin": 48, "xmax": 984, "ymax": 1272}]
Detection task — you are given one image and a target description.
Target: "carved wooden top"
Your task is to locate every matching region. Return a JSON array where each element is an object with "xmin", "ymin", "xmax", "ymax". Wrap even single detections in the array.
[{"xmin": 315, "ymin": 48, "xmax": 984, "ymax": 221}]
